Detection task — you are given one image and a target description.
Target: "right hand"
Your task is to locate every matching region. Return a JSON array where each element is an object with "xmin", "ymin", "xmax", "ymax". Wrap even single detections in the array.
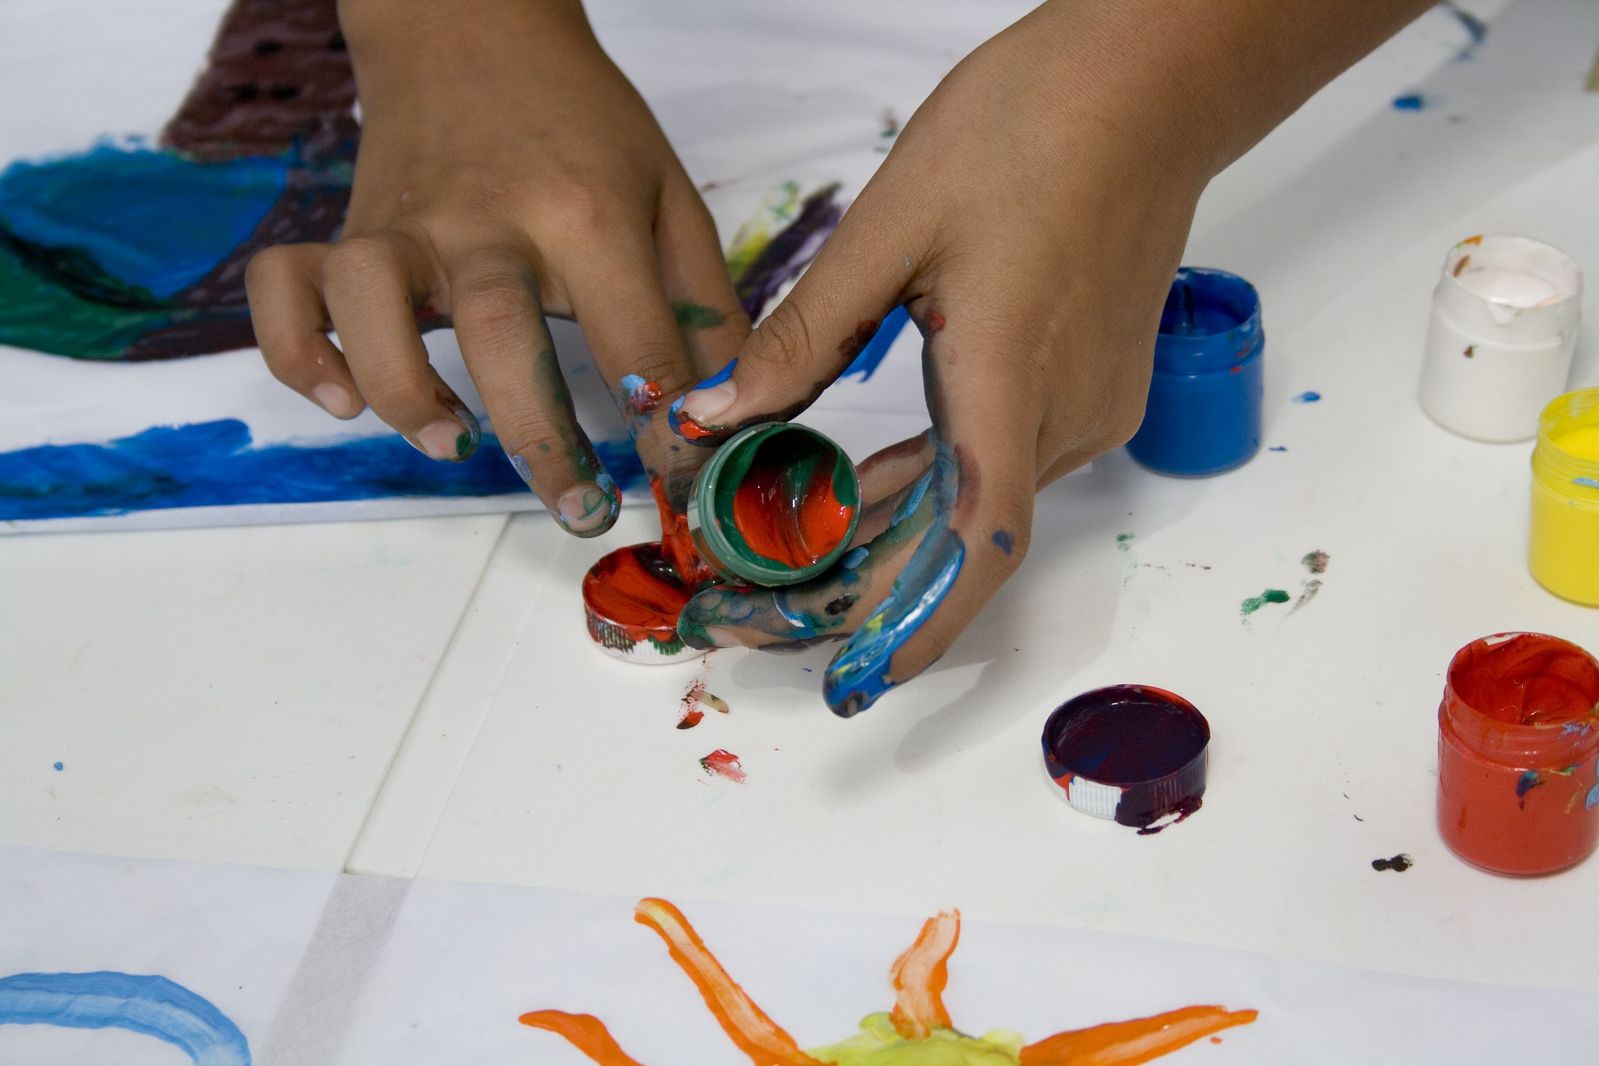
[{"xmin": 245, "ymin": 0, "xmax": 748, "ymax": 534}]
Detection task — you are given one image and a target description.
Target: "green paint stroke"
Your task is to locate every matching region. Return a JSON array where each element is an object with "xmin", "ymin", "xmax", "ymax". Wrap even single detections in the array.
[
  {"xmin": 808, "ymin": 1013, "xmax": 1022, "ymax": 1065},
  {"xmin": 1116, "ymin": 533, "xmax": 1134, "ymax": 551},
  {"xmin": 671, "ymin": 301, "xmax": 727, "ymax": 331},
  {"xmin": 1240, "ymin": 588, "xmax": 1290, "ymax": 619}
]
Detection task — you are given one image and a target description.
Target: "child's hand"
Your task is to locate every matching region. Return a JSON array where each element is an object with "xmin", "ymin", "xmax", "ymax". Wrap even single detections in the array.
[
  {"xmin": 671, "ymin": 0, "xmax": 1430, "ymax": 714},
  {"xmin": 247, "ymin": 0, "xmax": 746, "ymax": 534}
]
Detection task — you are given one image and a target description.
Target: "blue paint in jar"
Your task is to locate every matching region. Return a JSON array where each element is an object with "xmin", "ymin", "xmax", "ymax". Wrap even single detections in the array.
[{"xmin": 1126, "ymin": 267, "xmax": 1264, "ymax": 478}]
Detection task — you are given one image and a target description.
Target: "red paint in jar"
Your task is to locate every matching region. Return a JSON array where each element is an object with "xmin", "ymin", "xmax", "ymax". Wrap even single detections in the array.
[
  {"xmin": 730, "ymin": 451, "xmax": 854, "ymax": 569},
  {"xmin": 1436, "ymin": 632, "xmax": 1599, "ymax": 875}
]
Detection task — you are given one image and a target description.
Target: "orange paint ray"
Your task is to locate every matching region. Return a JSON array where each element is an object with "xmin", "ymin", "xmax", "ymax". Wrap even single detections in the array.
[
  {"xmin": 1020, "ymin": 1006, "xmax": 1259, "ymax": 1066},
  {"xmin": 888, "ymin": 910, "xmax": 960, "ymax": 1039},
  {"xmin": 519, "ymin": 1010, "xmax": 647, "ymax": 1066},
  {"xmin": 635, "ymin": 898, "xmax": 824, "ymax": 1066}
]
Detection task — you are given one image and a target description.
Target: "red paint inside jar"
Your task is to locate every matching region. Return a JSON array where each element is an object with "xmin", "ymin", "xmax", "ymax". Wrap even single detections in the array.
[
  {"xmin": 730, "ymin": 452, "xmax": 855, "ymax": 569},
  {"xmin": 1437, "ymin": 633, "xmax": 1599, "ymax": 876}
]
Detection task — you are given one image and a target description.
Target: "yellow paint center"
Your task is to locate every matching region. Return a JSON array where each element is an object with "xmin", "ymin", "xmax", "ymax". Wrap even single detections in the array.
[{"xmin": 1552, "ymin": 425, "xmax": 1599, "ymax": 462}]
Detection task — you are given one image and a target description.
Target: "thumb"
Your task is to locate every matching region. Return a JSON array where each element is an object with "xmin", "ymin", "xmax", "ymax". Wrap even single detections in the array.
[{"xmin": 667, "ymin": 206, "xmax": 914, "ymax": 443}]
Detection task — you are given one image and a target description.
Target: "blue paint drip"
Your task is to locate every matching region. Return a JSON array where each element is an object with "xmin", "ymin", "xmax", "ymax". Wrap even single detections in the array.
[
  {"xmin": 1516, "ymin": 769, "xmax": 1542, "ymax": 800},
  {"xmin": 0, "ymin": 142, "xmax": 288, "ymax": 299},
  {"xmin": 1392, "ymin": 94, "xmax": 1426, "ymax": 111},
  {"xmin": 992, "ymin": 530, "xmax": 1014, "ymax": 555},
  {"xmin": 667, "ymin": 359, "xmax": 737, "ymax": 440},
  {"xmin": 0, "ymin": 419, "xmax": 646, "ymax": 522},
  {"xmin": 52, "ymin": 762, "xmax": 63, "ymax": 772},
  {"xmin": 0, "ymin": 971, "xmax": 250, "ymax": 1065},
  {"xmin": 1574, "ymin": 478, "xmax": 1599, "ymax": 490},
  {"xmin": 1269, "ymin": 445, "xmax": 1288, "ymax": 452},
  {"xmin": 1292, "ymin": 391, "xmax": 1322, "ymax": 404},
  {"xmin": 824, "ymin": 443, "xmax": 964, "ymax": 717},
  {"xmin": 839, "ymin": 305, "xmax": 910, "ymax": 382}
]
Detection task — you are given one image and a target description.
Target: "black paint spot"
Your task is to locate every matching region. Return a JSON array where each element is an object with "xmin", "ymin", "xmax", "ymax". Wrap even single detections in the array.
[
  {"xmin": 268, "ymin": 85, "xmax": 301, "ymax": 101},
  {"xmin": 227, "ymin": 82, "xmax": 260, "ymax": 102},
  {"xmin": 1371, "ymin": 853, "xmax": 1413, "ymax": 872},
  {"xmin": 825, "ymin": 594, "xmax": 857, "ymax": 616},
  {"xmin": 252, "ymin": 39, "xmax": 284, "ymax": 56}
]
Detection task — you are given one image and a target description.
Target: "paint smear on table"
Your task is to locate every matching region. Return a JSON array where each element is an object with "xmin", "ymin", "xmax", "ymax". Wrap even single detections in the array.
[
  {"xmin": 1291, "ymin": 391, "xmax": 1322, "ymax": 404},
  {"xmin": 1392, "ymin": 94, "xmax": 1427, "ymax": 111},
  {"xmin": 1371, "ymin": 854, "xmax": 1414, "ymax": 873},
  {"xmin": 700, "ymin": 750, "xmax": 746, "ymax": 783},
  {"xmin": 679, "ymin": 678, "xmax": 731, "ymax": 729},
  {"xmin": 1240, "ymin": 589, "xmax": 1290, "ymax": 620},
  {"xmin": 0, "ymin": 970, "xmax": 251, "ymax": 1065},
  {"xmin": 1439, "ymin": 1, "xmax": 1488, "ymax": 61},
  {"xmin": 521, "ymin": 899, "xmax": 1257, "ymax": 1064}
]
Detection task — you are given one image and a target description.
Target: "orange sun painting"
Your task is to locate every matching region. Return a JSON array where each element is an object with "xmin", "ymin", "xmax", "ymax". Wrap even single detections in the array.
[{"xmin": 520, "ymin": 898, "xmax": 1258, "ymax": 1065}]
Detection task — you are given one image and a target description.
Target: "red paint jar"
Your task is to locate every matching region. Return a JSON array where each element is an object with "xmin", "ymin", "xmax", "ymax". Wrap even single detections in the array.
[{"xmin": 1436, "ymin": 632, "xmax": 1599, "ymax": 875}]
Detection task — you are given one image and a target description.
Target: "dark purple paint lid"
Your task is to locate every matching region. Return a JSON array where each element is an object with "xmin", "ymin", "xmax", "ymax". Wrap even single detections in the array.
[{"xmin": 1042, "ymin": 685, "xmax": 1210, "ymax": 834}]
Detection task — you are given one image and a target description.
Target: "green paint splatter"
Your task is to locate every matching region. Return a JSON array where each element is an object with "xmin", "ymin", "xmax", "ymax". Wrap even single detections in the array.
[
  {"xmin": 671, "ymin": 301, "xmax": 727, "ymax": 331},
  {"xmin": 1240, "ymin": 588, "xmax": 1290, "ymax": 619},
  {"xmin": 1116, "ymin": 533, "xmax": 1135, "ymax": 551},
  {"xmin": 724, "ymin": 181, "xmax": 802, "ymax": 281}
]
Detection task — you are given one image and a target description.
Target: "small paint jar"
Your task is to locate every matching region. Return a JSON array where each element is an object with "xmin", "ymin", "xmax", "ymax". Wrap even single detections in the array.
[
  {"xmin": 1436, "ymin": 632, "xmax": 1599, "ymax": 876},
  {"xmin": 687, "ymin": 422, "xmax": 860, "ymax": 587},
  {"xmin": 581, "ymin": 543, "xmax": 701, "ymax": 665},
  {"xmin": 1041, "ymin": 685, "xmax": 1210, "ymax": 833},
  {"xmin": 1529, "ymin": 387, "xmax": 1599, "ymax": 605},
  {"xmin": 1126, "ymin": 268, "xmax": 1264, "ymax": 477},
  {"xmin": 1418, "ymin": 235, "xmax": 1582, "ymax": 443}
]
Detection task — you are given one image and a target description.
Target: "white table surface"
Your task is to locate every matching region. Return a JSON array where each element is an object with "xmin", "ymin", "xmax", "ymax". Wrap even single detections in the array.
[{"xmin": 6, "ymin": 0, "xmax": 1599, "ymax": 998}]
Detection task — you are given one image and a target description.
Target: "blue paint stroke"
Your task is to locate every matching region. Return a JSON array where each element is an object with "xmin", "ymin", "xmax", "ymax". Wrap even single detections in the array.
[
  {"xmin": 1574, "ymin": 478, "xmax": 1599, "ymax": 490},
  {"xmin": 1392, "ymin": 94, "xmax": 1426, "ymax": 111},
  {"xmin": 667, "ymin": 359, "xmax": 736, "ymax": 442},
  {"xmin": 0, "ymin": 142, "xmax": 287, "ymax": 300},
  {"xmin": 0, "ymin": 971, "xmax": 250, "ymax": 1065},
  {"xmin": 840, "ymin": 304, "xmax": 910, "ymax": 382},
  {"xmin": 1292, "ymin": 391, "xmax": 1322, "ymax": 404},
  {"xmin": 992, "ymin": 529, "xmax": 1014, "ymax": 555},
  {"xmin": 1439, "ymin": 1, "xmax": 1488, "ymax": 60},
  {"xmin": 0, "ymin": 419, "xmax": 646, "ymax": 522},
  {"xmin": 1516, "ymin": 769, "xmax": 1542, "ymax": 804},
  {"xmin": 52, "ymin": 761, "xmax": 63, "ymax": 772},
  {"xmin": 824, "ymin": 442, "xmax": 964, "ymax": 717},
  {"xmin": 1269, "ymin": 445, "xmax": 1288, "ymax": 452}
]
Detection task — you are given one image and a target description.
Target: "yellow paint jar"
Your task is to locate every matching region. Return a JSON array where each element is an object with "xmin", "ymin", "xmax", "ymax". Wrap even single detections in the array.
[{"xmin": 1530, "ymin": 386, "xmax": 1599, "ymax": 604}]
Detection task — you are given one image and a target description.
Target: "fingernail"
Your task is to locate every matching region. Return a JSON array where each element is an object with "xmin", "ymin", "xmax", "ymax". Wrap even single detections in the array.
[
  {"xmin": 668, "ymin": 361, "xmax": 738, "ymax": 442},
  {"xmin": 312, "ymin": 382, "xmax": 356, "ymax": 417},
  {"xmin": 557, "ymin": 478, "xmax": 619, "ymax": 536},
  {"xmin": 416, "ymin": 414, "xmax": 478, "ymax": 462}
]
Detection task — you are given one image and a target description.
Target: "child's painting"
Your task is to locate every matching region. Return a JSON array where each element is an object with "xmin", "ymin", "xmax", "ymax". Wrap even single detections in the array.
[{"xmin": 0, "ymin": 0, "xmax": 930, "ymax": 532}]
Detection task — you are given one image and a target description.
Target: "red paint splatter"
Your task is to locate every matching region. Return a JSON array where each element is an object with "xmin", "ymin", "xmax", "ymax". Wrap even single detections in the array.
[
  {"xmin": 731, "ymin": 451, "xmax": 854, "ymax": 568},
  {"xmin": 675, "ymin": 416, "xmax": 719, "ymax": 442},
  {"xmin": 700, "ymin": 749, "xmax": 745, "ymax": 783},
  {"xmin": 627, "ymin": 378, "xmax": 663, "ymax": 415},
  {"xmin": 677, "ymin": 708, "xmax": 704, "ymax": 730}
]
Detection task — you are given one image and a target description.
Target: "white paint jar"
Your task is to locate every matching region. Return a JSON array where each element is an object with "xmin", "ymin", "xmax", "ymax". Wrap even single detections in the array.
[{"xmin": 1418, "ymin": 235, "xmax": 1582, "ymax": 443}]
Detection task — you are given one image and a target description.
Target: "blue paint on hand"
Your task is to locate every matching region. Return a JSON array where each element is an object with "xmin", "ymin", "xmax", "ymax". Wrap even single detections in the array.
[
  {"xmin": 667, "ymin": 359, "xmax": 737, "ymax": 442},
  {"xmin": 1392, "ymin": 94, "xmax": 1426, "ymax": 111},
  {"xmin": 0, "ymin": 971, "xmax": 250, "ymax": 1065},
  {"xmin": 1292, "ymin": 391, "xmax": 1322, "ymax": 404},
  {"xmin": 0, "ymin": 419, "xmax": 647, "ymax": 522},
  {"xmin": 839, "ymin": 305, "xmax": 910, "ymax": 382},
  {"xmin": 824, "ymin": 443, "xmax": 964, "ymax": 717},
  {"xmin": 992, "ymin": 530, "xmax": 1014, "ymax": 555}
]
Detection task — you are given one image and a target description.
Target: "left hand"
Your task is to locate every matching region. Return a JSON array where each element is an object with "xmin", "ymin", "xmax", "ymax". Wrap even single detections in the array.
[{"xmin": 671, "ymin": 1, "xmax": 1212, "ymax": 715}]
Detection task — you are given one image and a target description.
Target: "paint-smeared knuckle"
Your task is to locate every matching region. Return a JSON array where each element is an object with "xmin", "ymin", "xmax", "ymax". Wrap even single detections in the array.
[{"xmin": 493, "ymin": 415, "xmax": 567, "ymax": 474}]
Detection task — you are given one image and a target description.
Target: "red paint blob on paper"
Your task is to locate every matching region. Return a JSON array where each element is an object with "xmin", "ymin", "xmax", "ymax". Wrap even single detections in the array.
[{"xmin": 700, "ymin": 749, "xmax": 746, "ymax": 783}]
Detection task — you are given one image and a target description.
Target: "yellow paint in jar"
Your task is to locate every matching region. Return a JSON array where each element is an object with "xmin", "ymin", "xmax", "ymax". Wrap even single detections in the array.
[{"xmin": 1530, "ymin": 386, "xmax": 1599, "ymax": 604}]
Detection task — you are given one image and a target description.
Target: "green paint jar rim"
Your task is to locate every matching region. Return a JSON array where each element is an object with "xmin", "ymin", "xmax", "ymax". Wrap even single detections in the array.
[{"xmin": 688, "ymin": 421, "xmax": 861, "ymax": 587}]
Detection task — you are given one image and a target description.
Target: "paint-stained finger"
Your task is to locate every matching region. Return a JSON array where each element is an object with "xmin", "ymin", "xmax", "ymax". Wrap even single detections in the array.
[
  {"xmin": 447, "ymin": 247, "xmax": 619, "ymax": 536},
  {"xmin": 246, "ymin": 242, "xmax": 364, "ymax": 418},
  {"xmin": 321, "ymin": 231, "xmax": 480, "ymax": 461},
  {"xmin": 565, "ymin": 226, "xmax": 705, "ymax": 509},
  {"xmin": 655, "ymin": 171, "xmax": 751, "ymax": 378},
  {"xmin": 666, "ymin": 183, "xmax": 922, "ymax": 445}
]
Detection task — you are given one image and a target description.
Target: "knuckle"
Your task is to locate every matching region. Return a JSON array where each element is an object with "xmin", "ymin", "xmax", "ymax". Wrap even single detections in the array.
[
  {"xmin": 549, "ymin": 187, "xmax": 623, "ymax": 244},
  {"xmin": 492, "ymin": 412, "xmax": 565, "ymax": 464},
  {"xmin": 751, "ymin": 300, "xmax": 818, "ymax": 381},
  {"xmin": 1102, "ymin": 390, "xmax": 1151, "ymax": 448},
  {"xmin": 452, "ymin": 271, "xmax": 534, "ymax": 339},
  {"xmin": 244, "ymin": 244, "xmax": 296, "ymax": 291},
  {"xmin": 321, "ymin": 236, "xmax": 396, "ymax": 289}
]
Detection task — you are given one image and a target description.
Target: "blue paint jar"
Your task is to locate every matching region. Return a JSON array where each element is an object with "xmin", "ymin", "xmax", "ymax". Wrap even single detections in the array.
[{"xmin": 1126, "ymin": 268, "xmax": 1264, "ymax": 477}]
